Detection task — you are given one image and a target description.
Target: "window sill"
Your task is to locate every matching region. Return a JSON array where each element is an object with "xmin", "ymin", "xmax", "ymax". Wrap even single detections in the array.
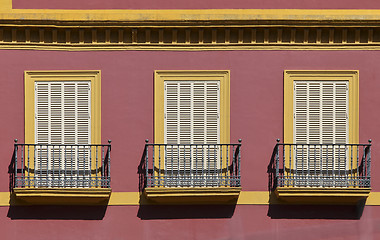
[
  {"xmin": 144, "ymin": 187, "xmax": 241, "ymax": 204},
  {"xmin": 13, "ymin": 188, "xmax": 112, "ymax": 205},
  {"xmin": 274, "ymin": 187, "xmax": 371, "ymax": 205}
]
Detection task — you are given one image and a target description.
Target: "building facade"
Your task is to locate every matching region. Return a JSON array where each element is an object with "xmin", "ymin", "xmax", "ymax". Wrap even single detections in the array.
[{"xmin": 0, "ymin": 0, "xmax": 380, "ymax": 239}]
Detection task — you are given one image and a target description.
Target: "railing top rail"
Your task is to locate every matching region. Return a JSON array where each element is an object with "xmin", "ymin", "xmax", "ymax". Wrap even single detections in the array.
[
  {"xmin": 14, "ymin": 143, "xmax": 111, "ymax": 147},
  {"xmin": 145, "ymin": 143, "xmax": 241, "ymax": 146},
  {"xmin": 276, "ymin": 143, "xmax": 371, "ymax": 147}
]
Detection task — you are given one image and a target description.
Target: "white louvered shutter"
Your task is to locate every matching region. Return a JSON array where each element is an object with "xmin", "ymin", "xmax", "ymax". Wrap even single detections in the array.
[
  {"xmin": 294, "ymin": 81, "xmax": 348, "ymax": 174},
  {"xmin": 35, "ymin": 81, "xmax": 91, "ymax": 187},
  {"xmin": 164, "ymin": 81, "xmax": 220, "ymax": 186}
]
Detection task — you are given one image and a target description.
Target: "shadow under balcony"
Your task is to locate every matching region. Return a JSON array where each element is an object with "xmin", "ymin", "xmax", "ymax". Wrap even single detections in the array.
[
  {"xmin": 11, "ymin": 140, "xmax": 112, "ymax": 205},
  {"xmin": 269, "ymin": 139, "xmax": 372, "ymax": 204},
  {"xmin": 141, "ymin": 140, "xmax": 242, "ymax": 204}
]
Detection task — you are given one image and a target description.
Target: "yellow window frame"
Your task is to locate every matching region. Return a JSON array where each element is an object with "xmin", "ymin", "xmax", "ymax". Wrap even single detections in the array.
[
  {"xmin": 284, "ymin": 70, "xmax": 359, "ymax": 145},
  {"xmin": 24, "ymin": 70, "xmax": 101, "ymax": 181},
  {"xmin": 154, "ymin": 70, "xmax": 230, "ymax": 145},
  {"xmin": 25, "ymin": 70, "xmax": 101, "ymax": 144},
  {"xmin": 153, "ymin": 70, "xmax": 230, "ymax": 187}
]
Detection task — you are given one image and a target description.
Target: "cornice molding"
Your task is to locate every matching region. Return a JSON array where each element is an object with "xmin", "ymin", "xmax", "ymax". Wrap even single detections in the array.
[
  {"xmin": 1, "ymin": 9, "xmax": 380, "ymax": 50},
  {"xmin": 0, "ymin": 24, "xmax": 380, "ymax": 50}
]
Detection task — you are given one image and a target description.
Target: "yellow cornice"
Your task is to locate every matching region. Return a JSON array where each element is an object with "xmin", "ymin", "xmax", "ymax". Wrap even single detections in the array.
[
  {"xmin": 0, "ymin": 9, "xmax": 379, "ymax": 50},
  {"xmin": 1, "ymin": 9, "xmax": 380, "ymax": 23}
]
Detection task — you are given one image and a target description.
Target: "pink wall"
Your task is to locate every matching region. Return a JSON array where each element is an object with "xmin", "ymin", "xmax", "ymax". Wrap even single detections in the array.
[
  {"xmin": 0, "ymin": 49, "xmax": 379, "ymax": 239},
  {"xmin": 12, "ymin": 0, "xmax": 380, "ymax": 9},
  {"xmin": 0, "ymin": 50, "xmax": 378, "ymax": 193}
]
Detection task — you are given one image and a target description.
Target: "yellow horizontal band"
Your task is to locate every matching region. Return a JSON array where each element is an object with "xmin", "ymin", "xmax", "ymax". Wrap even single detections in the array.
[
  {"xmin": 1, "ymin": 191, "xmax": 380, "ymax": 206},
  {"xmin": 2, "ymin": 9, "xmax": 380, "ymax": 22}
]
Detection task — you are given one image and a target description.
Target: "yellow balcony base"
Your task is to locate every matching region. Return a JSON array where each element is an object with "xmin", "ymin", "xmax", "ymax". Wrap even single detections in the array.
[
  {"xmin": 13, "ymin": 188, "xmax": 112, "ymax": 205},
  {"xmin": 274, "ymin": 187, "xmax": 371, "ymax": 205},
  {"xmin": 144, "ymin": 187, "xmax": 241, "ymax": 204}
]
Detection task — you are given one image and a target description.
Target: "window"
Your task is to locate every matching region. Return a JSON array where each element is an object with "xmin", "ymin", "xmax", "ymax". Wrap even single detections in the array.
[
  {"xmin": 149, "ymin": 70, "xmax": 240, "ymax": 189},
  {"xmin": 281, "ymin": 70, "xmax": 361, "ymax": 188},
  {"xmin": 22, "ymin": 71, "xmax": 105, "ymax": 188}
]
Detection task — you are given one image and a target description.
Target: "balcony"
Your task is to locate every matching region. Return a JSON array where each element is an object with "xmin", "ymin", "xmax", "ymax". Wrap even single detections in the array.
[
  {"xmin": 12, "ymin": 140, "xmax": 112, "ymax": 204},
  {"xmin": 142, "ymin": 140, "xmax": 242, "ymax": 203},
  {"xmin": 270, "ymin": 139, "xmax": 372, "ymax": 204}
]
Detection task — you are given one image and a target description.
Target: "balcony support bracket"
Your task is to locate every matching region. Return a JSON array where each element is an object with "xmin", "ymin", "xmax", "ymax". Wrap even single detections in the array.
[
  {"xmin": 274, "ymin": 187, "xmax": 371, "ymax": 205},
  {"xmin": 13, "ymin": 188, "xmax": 112, "ymax": 205},
  {"xmin": 144, "ymin": 187, "xmax": 241, "ymax": 204}
]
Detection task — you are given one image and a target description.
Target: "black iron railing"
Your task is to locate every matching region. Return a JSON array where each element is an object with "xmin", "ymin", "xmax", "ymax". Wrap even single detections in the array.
[
  {"xmin": 143, "ymin": 140, "xmax": 241, "ymax": 188},
  {"xmin": 271, "ymin": 139, "xmax": 371, "ymax": 188},
  {"xmin": 13, "ymin": 140, "xmax": 111, "ymax": 188}
]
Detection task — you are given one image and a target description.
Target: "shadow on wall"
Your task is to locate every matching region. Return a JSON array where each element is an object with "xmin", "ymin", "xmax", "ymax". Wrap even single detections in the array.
[
  {"xmin": 137, "ymin": 204, "xmax": 236, "ymax": 220},
  {"xmin": 267, "ymin": 200, "xmax": 366, "ymax": 220},
  {"xmin": 7, "ymin": 205, "xmax": 108, "ymax": 220}
]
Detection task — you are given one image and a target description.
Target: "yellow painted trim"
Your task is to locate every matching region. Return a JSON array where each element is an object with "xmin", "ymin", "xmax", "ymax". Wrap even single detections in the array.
[
  {"xmin": 3, "ymin": 10, "xmax": 380, "ymax": 22},
  {"xmin": 25, "ymin": 70, "xmax": 101, "ymax": 145},
  {"xmin": 0, "ymin": 191, "xmax": 380, "ymax": 206},
  {"xmin": 154, "ymin": 70, "xmax": 230, "ymax": 145},
  {"xmin": 144, "ymin": 187, "xmax": 241, "ymax": 204},
  {"xmin": 3, "ymin": 44, "xmax": 380, "ymax": 52},
  {"xmin": 0, "ymin": 0, "xmax": 11, "ymax": 10},
  {"xmin": 284, "ymin": 70, "xmax": 359, "ymax": 144}
]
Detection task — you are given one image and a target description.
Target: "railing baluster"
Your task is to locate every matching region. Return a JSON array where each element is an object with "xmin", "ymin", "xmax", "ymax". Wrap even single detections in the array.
[
  {"xmin": 177, "ymin": 145, "xmax": 180, "ymax": 187},
  {"xmin": 289, "ymin": 144, "xmax": 292, "ymax": 187},
  {"xmin": 64, "ymin": 145, "xmax": 67, "ymax": 187},
  {"xmin": 357, "ymin": 144, "xmax": 360, "ymax": 186},
  {"xmin": 362, "ymin": 145, "xmax": 366, "ymax": 187},
  {"xmin": 27, "ymin": 145, "xmax": 30, "ymax": 187},
  {"xmin": 219, "ymin": 145, "xmax": 222, "ymax": 187},
  {"xmin": 197, "ymin": 144, "xmax": 200, "ymax": 186},
  {"xmin": 350, "ymin": 145, "xmax": 353, "ymax": 187},
  {"xmin": 14, "ymin": 140, "xmax": 18, "ymax": 188},
  {"xmin": 295, "ymin": 145, "xmax": 298, "ymax": 187},
  {"xmin": 190, "ymin": 145, "xmax": 192, "ymax": 186},
  {"xmin": 307, "ymin": 144, "xmax": 310, "ymax": 186},
  {"xmin": 152, "ymin": 144, "xmax": 155, "ymax": 187},
  {"xmin": 52, "ymin": 146, "xmax": 55, "ymax": 187},
  {"xmin": 145, "ymin": 140, "xmax": 149, "ymax": 187},
  {"xmin": 102, "ymin": 145, "xmax": 105, "ymax": 188},
  {"xmin": 367, "ymin": 139, "xmax": 372, "ymax": 188},
  {"xmin": 238, "ymin": 140, "xmax": 242, "ymax": 187},
  {"xmin": 158, "ymin": 144, "xmax": 161, "ymax": 187},
  {"xmin": 226, "ymin": 144, "xmax": 229, "ymax": 186},
  {"xmin": 96, "ymin": 145, "xmax": 99, "ymax": 187},
  {"xmin": 21, "ymin": 143, "xmax": 24, "ymax": 188},
  {"xmin": 282, "ymin": 143, "xmax": 285, "ymax": 187},
  {"xmin": 59, "ymin": 146, "xmax": 61, "ymax": 187},
  {"xmin": 164, "ymin": 145, "xmax": 167, "ymax": 187},
  {"xmin": 275, "ymin": 140, "xmax": 280, "ymax": 187},
  {"xmin": 89, "ymin": 146, "xmax": 92, "ymax": 188}
]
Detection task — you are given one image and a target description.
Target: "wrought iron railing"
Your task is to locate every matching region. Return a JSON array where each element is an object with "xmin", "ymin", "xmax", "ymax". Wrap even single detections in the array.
[
  {"xmin": 143, "ymin": 140, "xmax": 241, "ymax": 188},
  {"xmin": 13, "ymin": 140, "xmax": 111, "ymax": 188},
  {"xmin": 271, "ymin": 139, "xmax": 371, "ymax": 188}
]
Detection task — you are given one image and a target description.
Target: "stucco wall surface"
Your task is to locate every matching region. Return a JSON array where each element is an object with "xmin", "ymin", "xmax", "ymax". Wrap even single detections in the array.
[{"xmin": 0, "ymin": 50, "xmax": 378, "ymax": 193}]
